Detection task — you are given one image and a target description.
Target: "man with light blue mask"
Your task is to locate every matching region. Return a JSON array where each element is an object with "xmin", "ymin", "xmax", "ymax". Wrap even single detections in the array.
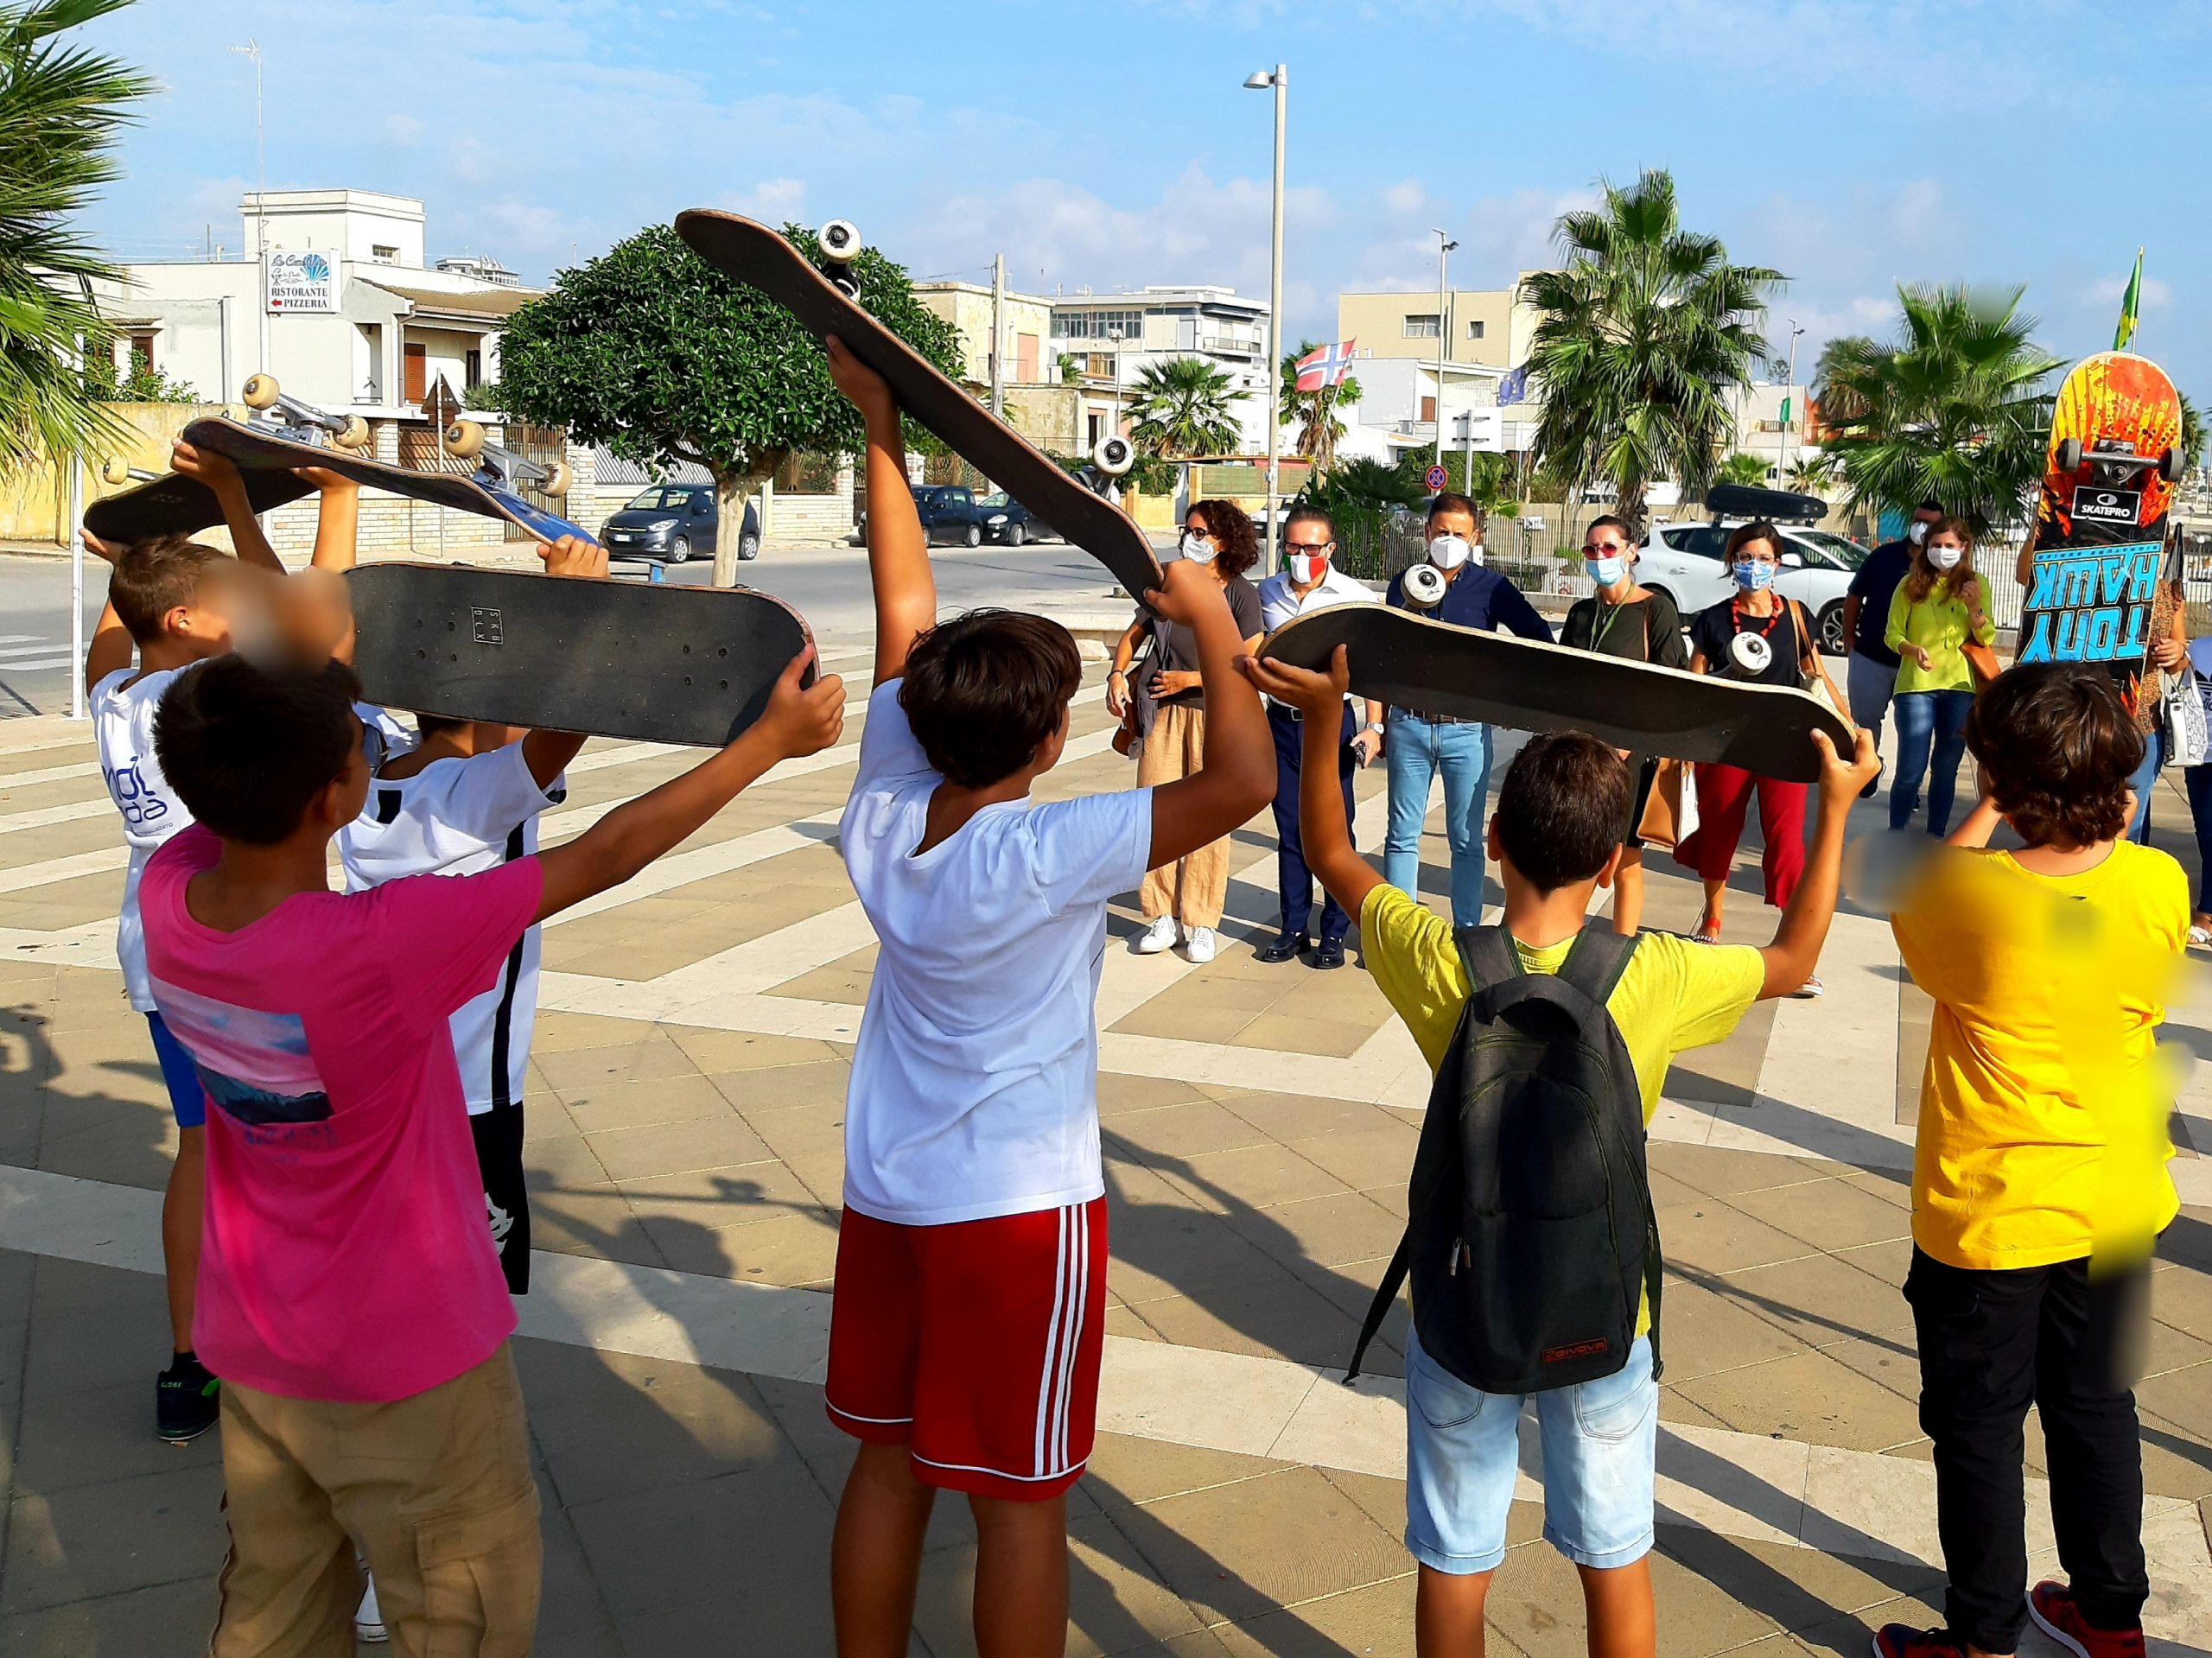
[{"xmin": 1381, "ymin": 491, "xmax": 1553, "ymax": 926}]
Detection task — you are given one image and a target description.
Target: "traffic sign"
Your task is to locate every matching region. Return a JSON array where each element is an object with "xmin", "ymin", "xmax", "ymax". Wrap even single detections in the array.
[{"xmin": 1424, "ymin": 464, "xmax": 1448, "ymax": 492}]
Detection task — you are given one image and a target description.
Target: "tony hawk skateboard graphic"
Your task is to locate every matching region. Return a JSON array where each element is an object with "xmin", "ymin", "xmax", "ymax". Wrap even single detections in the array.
[
  {"xmin": 86, "ymin": 376, "xmax": 594, "ymax": 548},
  {"xmin": 1262, "ymin": 606, "xmax": 1851, "ymax": 783},
  {"xmin": 346, "ymin": 563, "xmax": 813, "ymax": 747},
  {"xmin": 673, "ymin": 210, "xmax": 1163, "ymax": 598},
  {"xmin": 2016, "ymin": 352, "xmax": 2182, "ymax": 677}
]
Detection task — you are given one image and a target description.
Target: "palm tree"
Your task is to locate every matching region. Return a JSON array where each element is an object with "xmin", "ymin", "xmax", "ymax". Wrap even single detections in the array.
[
  {"xmin": 0, "ymin": 0, "xmax": 151, "ymax": 474},
  {"xmin": 1125, "ymin": 356, "xmax": 1244, "ymax": 458},
  {"xmin": 1814, "ymin": 284, "xmax": 2059, "ymax": 535},
  {"xmin": 2179, "ymin": 391, "xmax": 2204, "ymax": 477},
  {"xmin": 1278, "ymin": 342, "xmax": 1360, "ymax": 473},
  {"xmin": 1715, "ymin": 452, "xmax": 1770, "ymax": 488},
  {"xmin": 1519, "ymin": 169, "xmax": 1781, "ymax": 528},
  {"xmin": 1785, "ymin": 451, "xmax": 1838, "ymax": 495}
]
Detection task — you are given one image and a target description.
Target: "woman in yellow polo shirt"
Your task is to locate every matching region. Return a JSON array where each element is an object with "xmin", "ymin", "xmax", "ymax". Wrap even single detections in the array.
[
  {"xmin": 1878, "ymin": 664, "xmax": 2183, "ymax": 1658},
  {"xmin": 1884, "ymin": 517, "xmax": 1994, "ymax": 836}
]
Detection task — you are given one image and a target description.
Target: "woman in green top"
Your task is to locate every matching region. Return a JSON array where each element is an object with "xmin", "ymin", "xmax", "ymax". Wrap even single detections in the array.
[
  {"xmin": 1560, "ymin": 514, "xmax": 1688, "ymax": 934},
  {"xmin": 1883, "ymin": 516, "xmax": 1994, "ymax": 835}
]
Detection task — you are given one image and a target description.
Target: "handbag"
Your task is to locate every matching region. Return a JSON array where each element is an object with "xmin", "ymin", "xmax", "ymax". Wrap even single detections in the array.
[
  {"xmin": 1111, "ymin": 621, "xmax": 1162, "ymax": 758},
  {"xmin": 2162, "ymin": 668, "xmax": 2209, "ymax": 768},
  {"xmin": 1962, "ymin": 638, "xmax": 2002, "ymax": 690},
  {"xmin": 1635, "ymin": 757, "xmax": 1698, "ymax": 851}
]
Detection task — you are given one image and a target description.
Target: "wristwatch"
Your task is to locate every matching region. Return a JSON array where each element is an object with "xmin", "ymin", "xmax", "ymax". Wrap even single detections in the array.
[{"xmin": 1363, "ymin": 722, "xmax": 1384, "ymax": 736}]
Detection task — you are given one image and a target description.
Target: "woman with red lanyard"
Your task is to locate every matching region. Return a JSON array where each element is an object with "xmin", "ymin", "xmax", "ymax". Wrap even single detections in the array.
[{"xmin": 1675, "ymin": 520, "xmax": 1847, "ymax": 994}]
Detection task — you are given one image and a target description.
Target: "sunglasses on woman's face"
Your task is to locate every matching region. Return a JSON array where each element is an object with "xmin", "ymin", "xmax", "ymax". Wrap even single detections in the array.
[{"xmin": 1583, "ymin": 540, "xmax": 1628, "ymax": 555}]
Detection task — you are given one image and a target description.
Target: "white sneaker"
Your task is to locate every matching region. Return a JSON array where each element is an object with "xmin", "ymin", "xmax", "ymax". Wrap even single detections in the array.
[
  {"xmin": 1132, "ymin": 916, "xmax": 1179, "ymax": 955},
  {"xmin": 1185, "ymin": 926, "xmax": 1217, "ymax": 964},
  {"xmin": 356, "ymin": 1577, "xmax": 389, "ymax": 1643}
]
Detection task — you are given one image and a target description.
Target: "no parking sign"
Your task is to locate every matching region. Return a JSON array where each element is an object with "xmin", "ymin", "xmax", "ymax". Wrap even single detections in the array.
[{"xmin": 1424, "ymin": 464, "xmax": 1448, "ymax": 492}]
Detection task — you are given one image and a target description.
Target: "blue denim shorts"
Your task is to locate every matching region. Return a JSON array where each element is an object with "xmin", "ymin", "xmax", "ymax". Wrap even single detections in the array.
[
  {"xmin": 146, "ymin": 1013, "xmax": 206, "ymax": 1130},
  {"xmin": 1403, "ymin": 1327, "xmax": 1656, "ymax": 1574}
]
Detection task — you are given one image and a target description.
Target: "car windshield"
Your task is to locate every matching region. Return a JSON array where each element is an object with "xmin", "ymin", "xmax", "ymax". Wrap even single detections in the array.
[
  {"xmin": 1789, "ymin": 529, "xmax": 1870, "ymax": 571},
  {"xmin": 627, "ymin": 486, "xmax": 701, "ymax": 511},
  {"xmin": 978, "ymin": 492, "xmax": 1012, "ymax": 509}
]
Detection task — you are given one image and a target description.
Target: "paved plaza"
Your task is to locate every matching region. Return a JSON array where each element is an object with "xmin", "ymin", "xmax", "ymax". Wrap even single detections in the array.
[{"xmin": 3, "ymin": 622, "xmax": 2210, "ymax": 1656}]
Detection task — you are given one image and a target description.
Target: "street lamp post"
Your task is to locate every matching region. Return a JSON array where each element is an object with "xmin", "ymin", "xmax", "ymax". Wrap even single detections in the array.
[
  {"xmin": 1245, "ymin": 65, "xmax": 1286, "ymax": 562},
  {"xmin": 1432, "ymin": 229, "xmax": 1458, "ymax": 470},
  {"xmin": 1777, "ymin": 319, "xmax": 1805, "ymax": 487},
  {"xmin": 1107, "ymin": 325, "xmax": 1125, "ymax": 442},
  {"xmin": 230, "ymin": 40, "xmax": 267, "ymax": 377}
]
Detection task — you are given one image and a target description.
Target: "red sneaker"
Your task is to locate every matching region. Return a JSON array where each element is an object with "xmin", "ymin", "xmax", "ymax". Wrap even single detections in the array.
[
  {"xmin": 2026, "ymin": 1582, "xmax": 2146, "ymax": 1658},
  {"xmin": 1871, "ymin": 1627, "xmax": 1962, "ymax": 1658}
]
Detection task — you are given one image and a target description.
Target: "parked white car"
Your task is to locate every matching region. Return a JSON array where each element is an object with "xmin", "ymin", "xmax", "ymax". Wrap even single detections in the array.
[{"xmin": 1635, "ymin": 520, "xmax": 1872, "ymax": 656}]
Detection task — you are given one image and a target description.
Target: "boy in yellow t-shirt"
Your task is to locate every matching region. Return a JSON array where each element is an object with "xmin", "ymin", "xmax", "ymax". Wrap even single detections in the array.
[
  {"xmin": 1241, "ymin": 645, "xmax": 1876, "ymax": 1658},
  {"xmin": 1878, "ymin": 664, "xmax": 2183, "ymax": 1658}
]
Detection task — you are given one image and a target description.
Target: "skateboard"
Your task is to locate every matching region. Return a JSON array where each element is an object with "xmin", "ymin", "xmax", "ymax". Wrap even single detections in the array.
[
  {"xmin": 86, "ymin": 376, "xmax": 595, "ymax": 548},
  {"xmin": 346, "ymin": 563, "xmax": 815, "ymax": 747},
  {"xmin": 1262, "ymin": 606, "xmax": 1851, "ymax": 783},
  {"xmin": 2016, "ymin": 352, "xmax": 2182, "ymax": 683},
  {"xmin": 672, "ymin": 210, "xmax": 1163, "ymax": 598}
]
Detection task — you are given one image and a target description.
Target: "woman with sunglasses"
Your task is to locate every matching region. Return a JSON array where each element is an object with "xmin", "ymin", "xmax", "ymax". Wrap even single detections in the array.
[
  {"xmin": 1884, "ymin": 517, "xmax": 1994, "ymax": 836},
  {"xmin": 1675, "ymin": 521, "xmax": 1844, "ymax": 994},
  {"xmin": 1560, "ymin": 515, "xmax": 1687, "ymax": 935}
]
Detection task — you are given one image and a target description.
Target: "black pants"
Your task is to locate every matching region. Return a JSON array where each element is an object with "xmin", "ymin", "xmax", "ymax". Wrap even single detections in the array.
[
  {"xmin": 472, "ymin": 1102, "xmax": 531, "ymax": 1294},
  {"xmin": 1269, "ymin": 702, "xmax": 1357, "ymax": 944},
  {"xmin": 1905, "ymin": 1247, "xmax": 2151, "ymax": 1650}
]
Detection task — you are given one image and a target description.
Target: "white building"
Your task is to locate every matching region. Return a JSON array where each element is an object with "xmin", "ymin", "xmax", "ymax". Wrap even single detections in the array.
[
  {"xmin": 93, "ymin": 189, "xmax": 535, "ymax": 417},
  {"xmin": 1049, "ymin": 285, "xmax": 1273, "ymax": 454}
]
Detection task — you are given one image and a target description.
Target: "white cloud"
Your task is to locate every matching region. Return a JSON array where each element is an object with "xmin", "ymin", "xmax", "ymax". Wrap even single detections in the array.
[
  {"xmin": 721, "ymin": 177, "xmax": 807, "ymax": 224},
  {"xmin": 383, "ymin": 113, "xmax": 423, "ymax": 148}
]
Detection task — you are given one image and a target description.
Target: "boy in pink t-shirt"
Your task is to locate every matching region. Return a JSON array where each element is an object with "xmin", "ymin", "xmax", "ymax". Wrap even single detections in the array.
[{"xmin": 142, "ymin": 645, "xmax": 843, "ymax": 1655}]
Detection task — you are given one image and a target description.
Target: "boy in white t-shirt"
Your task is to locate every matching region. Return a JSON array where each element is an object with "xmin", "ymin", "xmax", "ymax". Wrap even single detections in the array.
[
  {"xmin": 338, "ymin": 536, "xmax": 606, "ymax": 1293},
  {"xmin": 818, "ymin": 338, "xmax": 1276, "ymax": 1655},
  {"xmin": 80, "ymin": 448, "xmax": 362, "ymax": 1445}
]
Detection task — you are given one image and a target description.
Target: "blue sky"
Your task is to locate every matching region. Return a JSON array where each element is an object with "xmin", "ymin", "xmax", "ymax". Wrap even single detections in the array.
[{"xmin": 86, "ymin": 0, "xmax": 2212, "ymax": 401}]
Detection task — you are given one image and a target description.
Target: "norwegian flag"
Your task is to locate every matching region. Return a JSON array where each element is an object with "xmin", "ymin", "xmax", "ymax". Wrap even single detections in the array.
[{"xmin": 1294, "ymin": 339, "xmax": 1358, "ymax": 392}]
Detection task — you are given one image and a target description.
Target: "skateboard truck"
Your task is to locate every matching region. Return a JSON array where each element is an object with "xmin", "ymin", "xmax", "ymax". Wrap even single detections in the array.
[
  {"xmin": 816, "ymin": 219, "xmax": 862, "ymax": 299},
  {"xmin": 442, "ymin": 418, "xmax": 574, "ymax": 499},
  {"xmin": 2054, "ymin": 435, "xmax": 2183, "ymax": 484},
  {"xmin": 239, "ymin": 373, "xmax": 372, "ymax": 452},
  {"xmin": 99, "ymin": 460, "xmax": 159, "ymax": 486},
  {"xmin": 1075, "ymin": 435, "xmax": 1135, "ymax": 500}
]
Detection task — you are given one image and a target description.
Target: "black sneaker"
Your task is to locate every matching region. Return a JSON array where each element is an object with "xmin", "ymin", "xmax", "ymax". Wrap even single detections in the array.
[
  {"xmin": 156, "ymin": 1354, "xmax": 219, "ymax": 1445},
  {"xmin": 1255, "ymin": 931, "xmax": 1308, "ymax": 964}
]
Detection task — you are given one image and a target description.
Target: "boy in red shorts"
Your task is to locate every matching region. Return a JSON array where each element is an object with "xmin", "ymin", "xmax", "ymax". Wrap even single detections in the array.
[{"xmin": 821, "ymin": 338, "xmax": 1275, "ymax": 1655}]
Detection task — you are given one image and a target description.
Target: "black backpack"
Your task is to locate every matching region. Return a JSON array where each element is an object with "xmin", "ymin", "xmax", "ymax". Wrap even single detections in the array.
[{"xmin": 1347, "ymin": 924, "xmax": 1662, "ymax": 1394}]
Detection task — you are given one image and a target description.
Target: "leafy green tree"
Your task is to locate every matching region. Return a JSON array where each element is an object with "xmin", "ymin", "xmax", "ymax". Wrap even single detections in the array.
[
  {"xmin": 1125, "ymin": 356, "xmax": 1244, "ymax": 458},
  {"xmin": 2179, "ymin": 391, "xmax": 2203, "ymax": 476},
  {"xmin": 85, "ymin": 350, "xmax": 196, "ymax": 403},
  {"xmin": 1057, "ymin": 351, "xmax": 1081, "ymax": 385},
  {"xmin": 1715, "ymin": 452, "xmax": 1770, "ymax": 488},
  {"xmin": 1785, "ymin": 451, "xmax": 1837, "ymax": 495},
  {"xmin": 1519, "ymin": 169, "xmax": 1781, "ymax": 528},
  {"xmin": 0, "ymin": 0, "xmax": 153, "ymax": 474},
  {"xmin": 1278, "ymin": 342, "xmax": 1360, "ymax": 474},
  {"xmin": 1814, "ymin": 284, "xmax": 2058, "ymax": 535},
  {"xmin": 496, "ymin": 222, "xmax": 962, "ymax": 583}
]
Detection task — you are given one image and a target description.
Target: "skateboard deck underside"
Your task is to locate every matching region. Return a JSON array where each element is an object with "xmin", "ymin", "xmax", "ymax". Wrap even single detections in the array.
[
  {"xmin": 674, "ymin": 210, "xmax": 1163, "ymax": 598},
  {"xmin": 346, "ymin": 564, "xmax": 812, "ymax": 747},
  {"xmin": 191, "ymin": 419, "xmax": 594, "ymax": 545},
  {"xmin": 1262, "ymin": 607, "xmax": 1850, "ymax": 783},
  {"xmin": 2018, "ymin": 353, "xmax": 2179, "ymax": 673},
  {"xmin": 84, "ymin": 462, "xmax": 316, "ymax": 546}
]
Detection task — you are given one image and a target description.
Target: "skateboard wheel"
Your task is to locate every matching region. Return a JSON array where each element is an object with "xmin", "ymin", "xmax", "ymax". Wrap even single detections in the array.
[
  {"xmin": 1730, "ymin": 632, "xmax": 1773, "ymax": 677},
  {"xmin": 2160, "ymin": 448, "xmax": 2183, "ymax": 483},
  {"xmin": 99, "ymin": 456, "xmax": 131, "ymax": 486},
  {"xmin": 2054, "ymin": 436, "xmax": 2083, "ymax": 474},
  {"xmin": 541, "ymin": 460, "xmax": 572, "ymax": 498},
  {"xmin": 818, "ymin": 219, "xmax": 861, "ymax": 264},
  {"xmin": 242, "ymin": 372, "xmax": 281, "ymax": 410},
  {"xmin": 336, "ymin": 416, "xmax": 372, "ymax": 450},
  {"xmin": 443, "ymin": 418, "xmax": 486, "ymax": 461},
  {"xmin": 1403, "ymin": 562, "xmax": 1447, "ymax": 607},
  {"xmin": 1093, "ymin": 435, "xmax": 1135, "ymax": 477}
]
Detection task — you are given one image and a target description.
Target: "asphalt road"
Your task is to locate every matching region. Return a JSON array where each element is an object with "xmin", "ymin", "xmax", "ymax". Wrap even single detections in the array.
[{"xmin": 0, "ymin": 553, "xmax": 109, "ymax": 718}]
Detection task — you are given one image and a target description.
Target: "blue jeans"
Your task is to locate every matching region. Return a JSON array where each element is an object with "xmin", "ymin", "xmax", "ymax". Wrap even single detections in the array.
[
  {"xmin": 1269, "ymin": 703, "xmax": 1356, "ymax": 943},
  {"xmin": 1847, "ymin": 651, "xmax": 1899, "ymax": 750},
  {"xmin": 2127, "ymin": 726, "xmax": 2163, "ymax": 844},
  {"xmin": 1891, "ymin": 689, "xmax": 1974, "ymax": 835},
  {"xmin": 1404, "ymin": 1330, "xmax": 1657, "ymax": 1574},
  {"xmin": 1382, "ymin": 709, "xmax": 1491, "ymax": 928},
  {"xmin": 2184, "ymin": 764, "xmax": 2212, "ymax": 912}
]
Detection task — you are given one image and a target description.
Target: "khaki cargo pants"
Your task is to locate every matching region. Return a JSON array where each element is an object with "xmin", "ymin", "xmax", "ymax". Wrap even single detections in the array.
[{"xmin": 211, "ymin": 1344, "xmax": 541, "ymax": 1657}]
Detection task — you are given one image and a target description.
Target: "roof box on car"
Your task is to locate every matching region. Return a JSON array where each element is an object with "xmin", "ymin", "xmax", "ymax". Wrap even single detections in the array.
[{"xmin": 1705, "ymin": 483, "xmax": 1827, "ymax": 524}]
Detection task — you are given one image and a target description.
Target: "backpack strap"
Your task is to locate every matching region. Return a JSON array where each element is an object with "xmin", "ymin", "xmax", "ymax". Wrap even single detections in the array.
[
  {"xmin": 1555, "ymin": 925, "xmax": 1637, "ymax": 1007},
  {"xmin": 1345, "ymin": 1230, "xmax": 1409, "ymax": 1385},
  {"xmin": 1456, "ymin": 924, "xmax": 1522, "ymax": 992}
]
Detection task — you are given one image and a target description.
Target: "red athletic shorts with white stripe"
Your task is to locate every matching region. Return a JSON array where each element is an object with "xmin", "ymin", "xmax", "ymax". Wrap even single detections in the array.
[{"xmin": 825, "ymin": 1197, "xmax": 1106, "ymax": 1500}]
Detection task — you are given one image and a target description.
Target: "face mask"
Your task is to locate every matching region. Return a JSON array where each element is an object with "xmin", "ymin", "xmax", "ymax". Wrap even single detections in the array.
[
  {"xmin": 1732, "ymin": 560, "xmax": 1775, "ymax": 592},
  {"xmin": 1429, "ymin": 534, "xmax": 1474, "ymax": 570},
  {"xmin": 1929, "ymin": 546, "xmax": 1962, "ymax": 570},
  {"xmin": 1179, "ymin": 532, "xmax": 1217, "ymax": 564},
  {"xmin": 1586, "ymin": 554, "xmax": 1626, "ymax": 587},
  {"xmin": 1907, "ymin": 520, "xmax": 1930, "ymax": 546},
  {"xmin": 1288, "ymin": 551, "xmax": 1326, "ymax": 585}
]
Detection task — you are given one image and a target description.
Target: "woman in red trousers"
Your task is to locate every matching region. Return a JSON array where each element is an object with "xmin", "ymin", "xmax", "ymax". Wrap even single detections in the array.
[{"xmin": 1675, "ymin": 520, "xmax": 1846, "ymax": 995}]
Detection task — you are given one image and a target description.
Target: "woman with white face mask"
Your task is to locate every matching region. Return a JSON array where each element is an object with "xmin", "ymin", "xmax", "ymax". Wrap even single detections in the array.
[
  {"xmin": 1106, "ymin": 499, "xmax": 1266, "ymax": 962},
  {"xmin": 1559, "ymin": 515, "xmax": 1688, "ymax": 936},
  {"xmin": 1884, "ymin": 517, "xmax": 1996, "ymax": 836}
]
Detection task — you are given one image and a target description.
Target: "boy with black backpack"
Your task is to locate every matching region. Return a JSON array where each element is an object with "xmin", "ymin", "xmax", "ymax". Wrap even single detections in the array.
[{"xmin": 1242, "ymin": 645, "xmax": 1876, "ymax": 1658}]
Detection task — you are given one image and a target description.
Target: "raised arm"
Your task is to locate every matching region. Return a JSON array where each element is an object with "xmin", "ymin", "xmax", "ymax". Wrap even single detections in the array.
[
  {"xmin": 170, "ymin": 441, "xmax": 283, "ymax": 572},
  {"xmin": 517, "ymin": 534, "xmax": 612, "ymax": 786},
  {"xmin": 1143, "ymin": 559, "xmax": 1275, "ymax": 867},
  {"xmin": 1241, "ymin": 645, "xmax": 1381, "ymax": 918},
  {"xmin": 533, "ymin": 649, "xmax": 843, "ymax": 921},
  {"xmin": 79, "ymin": 530, "xmax": 134, "ymax": 691},
  {"xmin": 826, "ymin": 336, "xmax": 934, "ymax": 686},
  {"xmin": 1756, "ymin": 727, "xmax": 1879, "ymax": 997},
  {"xmin": 300, "ymin": 470, "xmax": 362, "ymax": 572}
]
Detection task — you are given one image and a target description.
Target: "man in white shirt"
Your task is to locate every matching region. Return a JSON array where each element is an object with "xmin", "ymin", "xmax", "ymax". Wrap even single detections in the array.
[{"xmin": 1253, "ymin": 505, "xmax": 1383, "ymax": 969}]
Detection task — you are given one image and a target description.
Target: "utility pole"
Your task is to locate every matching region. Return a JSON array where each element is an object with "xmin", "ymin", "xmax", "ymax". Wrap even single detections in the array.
[
  {"xmin": 989, "ymin": 252, "xmax": 1006, "ymax": 419},
  {"xmin": 1108, "ymin": 326, "xmax": 1124, "ymax": 439},
  {"xmin": 1777, "ymin": 320, "xmax": 1805, "ymax": 489},
  {"xmin": 1432, "ymin": 229, "xmax": 1458, "ymax": 469},
  {"xmin": 68, "ymin": 323, "xmax": 85, "ymax": 720},
  {"xmin": 231, "ymin": 40, "xmax": 267, "ymax": 378},
  {"xmin": 1245, "ymin": 65, "xmax": 1287, "ymax": 562}
]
